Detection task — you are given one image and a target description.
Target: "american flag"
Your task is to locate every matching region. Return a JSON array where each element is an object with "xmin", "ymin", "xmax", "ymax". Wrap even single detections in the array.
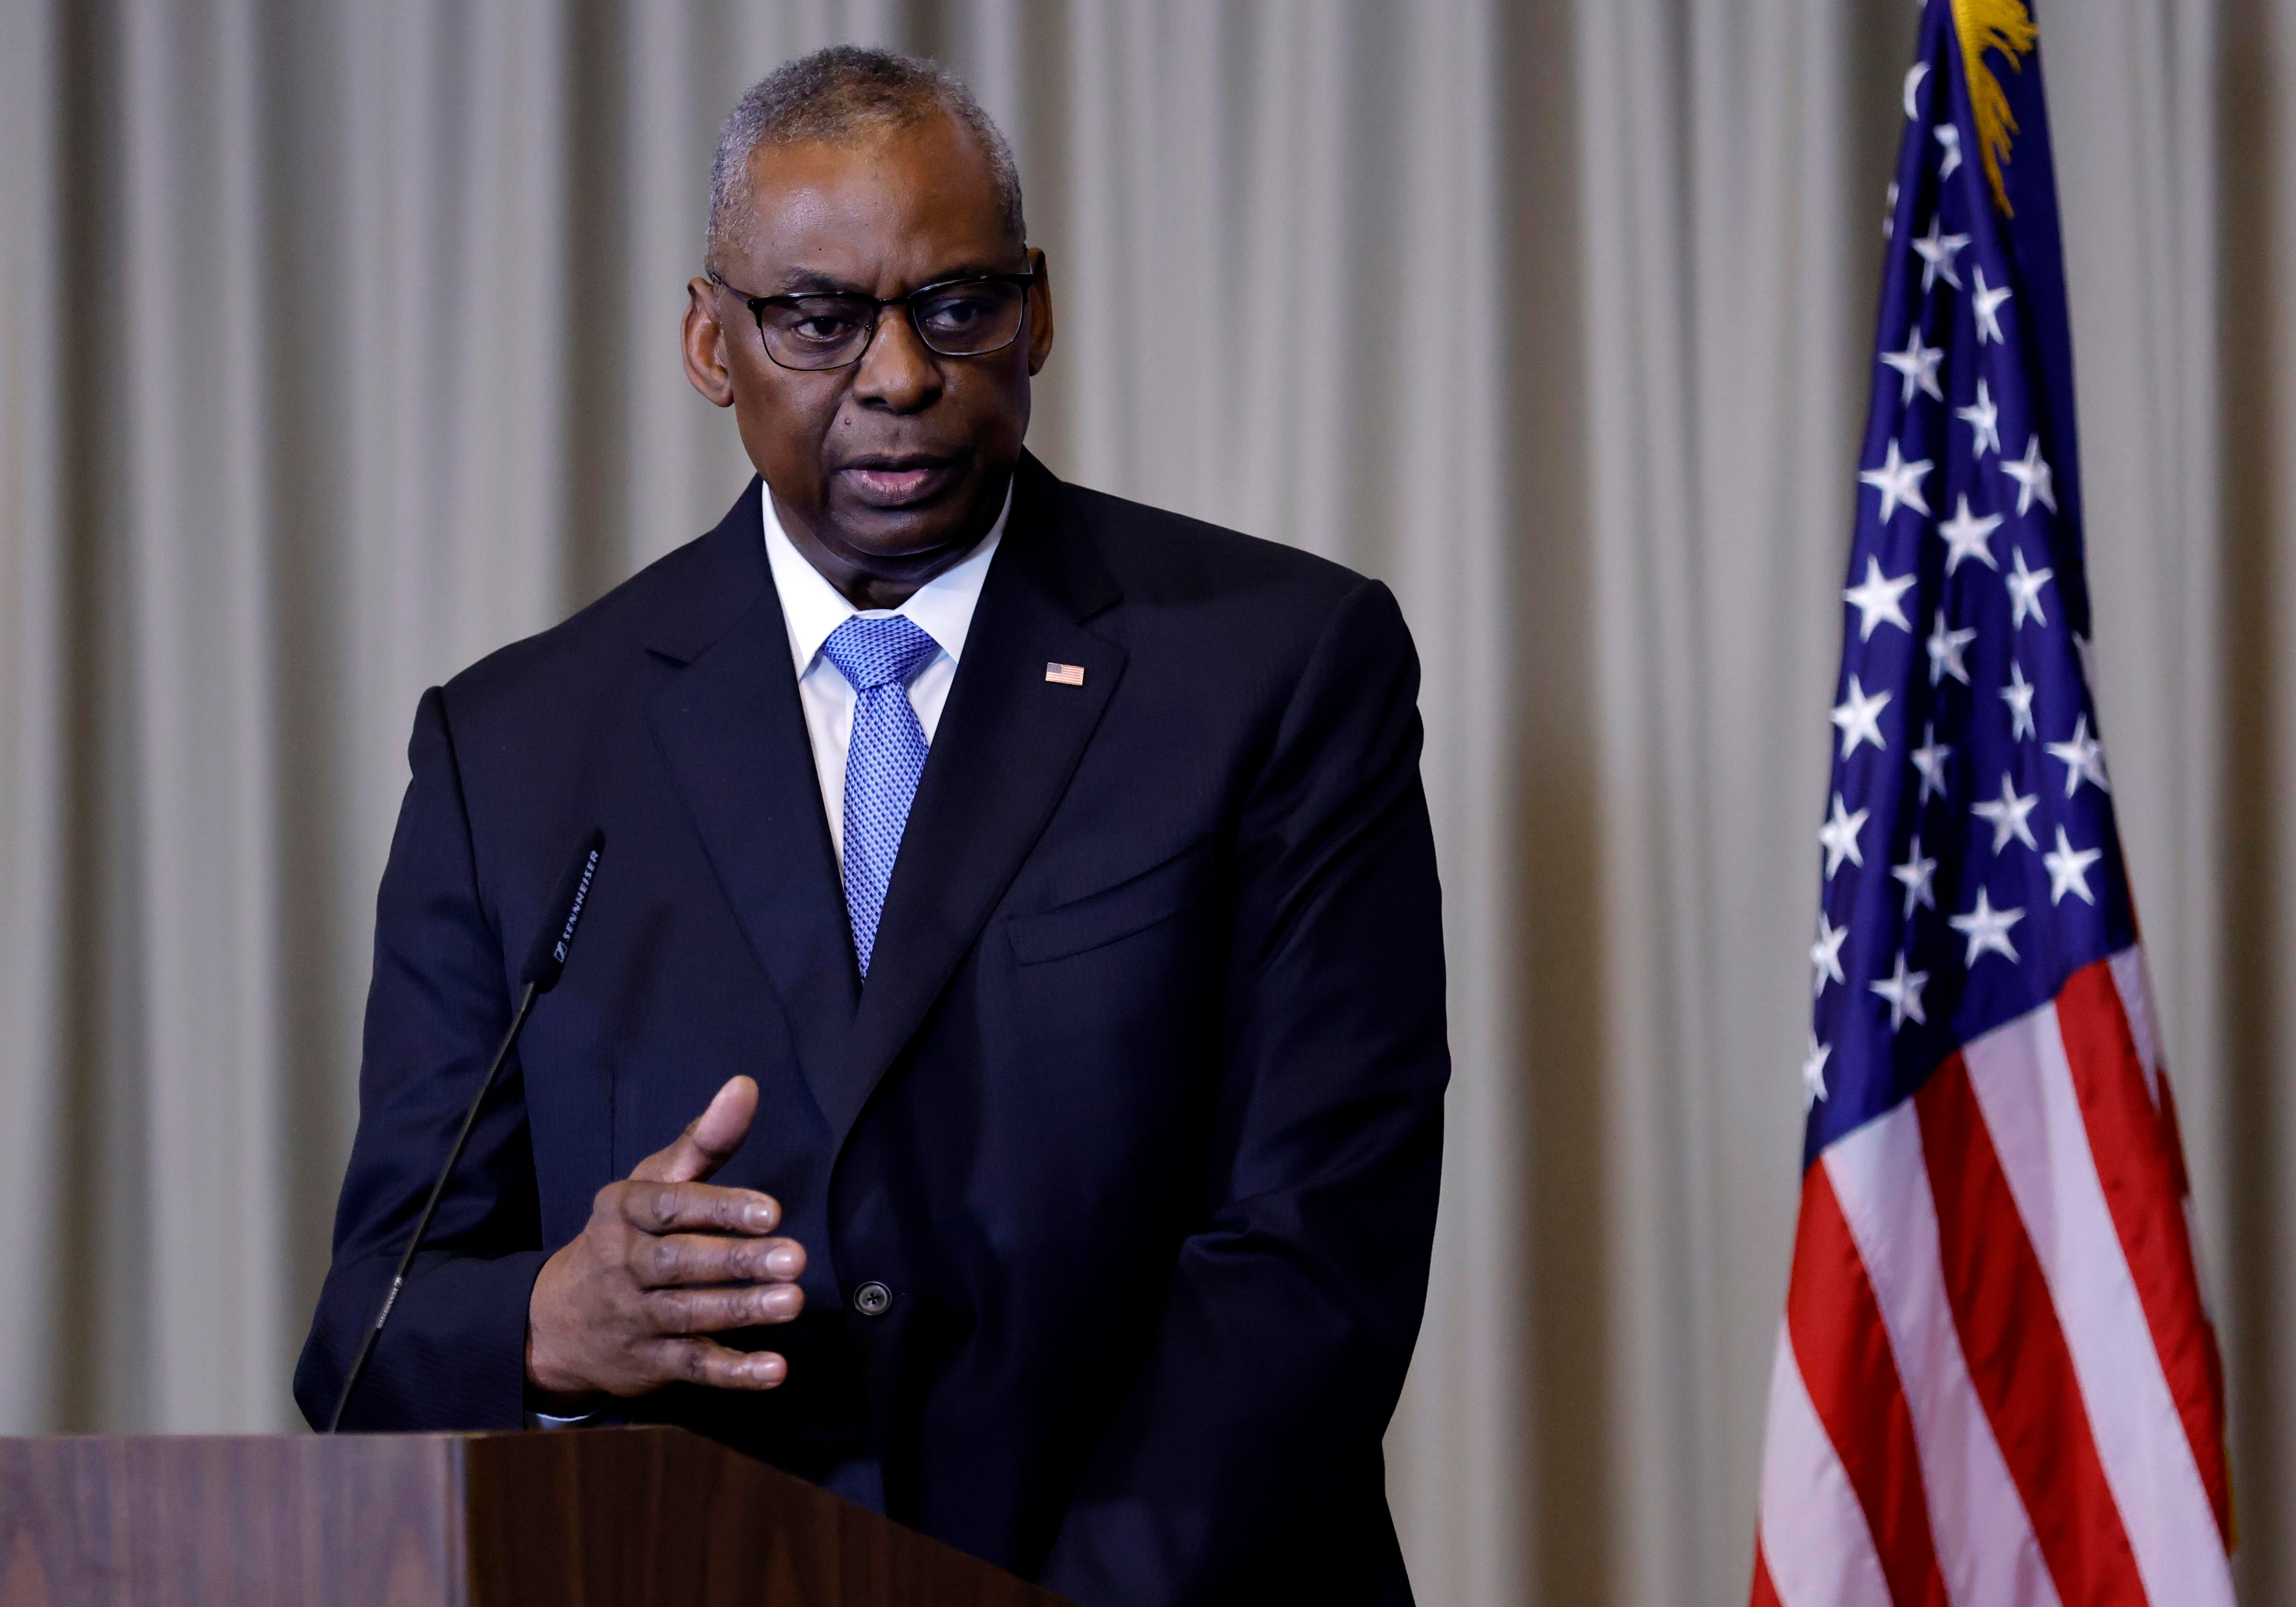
[{"xmin": 1750, "ymin": 6, "xmax": 2235, "ymax": 1605}]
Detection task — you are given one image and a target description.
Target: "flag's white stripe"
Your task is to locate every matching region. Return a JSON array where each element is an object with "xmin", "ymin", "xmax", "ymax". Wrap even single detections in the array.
[
  {"xmin": 1963, "ymin": 1004, "xmax": 2235, "ymax": 1607},
  {"xmin": 1758, "ymin": 1321, "xmax": 1895, "ymax": 1607},
  {"xmin": 1825, "ymin": 1104, "xmax": 2060, "ymax": 1607},
  {"xmin": 2106, "ymin": 946, "xmax": 2161, "ymax": 1105}
]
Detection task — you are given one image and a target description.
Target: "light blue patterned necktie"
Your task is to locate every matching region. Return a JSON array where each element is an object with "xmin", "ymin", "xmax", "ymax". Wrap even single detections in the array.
[{"xmin": 821, "ymin": 615, "xmax": 941, "ymax": 978}]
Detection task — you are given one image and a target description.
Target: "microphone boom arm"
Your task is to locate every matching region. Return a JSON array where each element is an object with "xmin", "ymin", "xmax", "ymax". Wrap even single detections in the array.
[
  {"xmin": 325, "ymin": 979, "xmax": 537, "ymax": 1433},
  {"xmin": 325, "ymin": 826, "xmax": 603, "ymax": 1433}
]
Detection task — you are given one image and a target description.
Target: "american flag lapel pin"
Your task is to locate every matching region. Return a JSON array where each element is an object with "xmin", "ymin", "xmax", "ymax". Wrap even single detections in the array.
[{"xmin": 1045, "ymin": 662, "xmax": 1086, "ymax": 686}]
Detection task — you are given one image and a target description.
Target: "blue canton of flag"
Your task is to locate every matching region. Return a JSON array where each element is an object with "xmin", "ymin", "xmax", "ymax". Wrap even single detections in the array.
[{"xmin": 1801, "ymin": 1, "xmax": 2131, "ymax": 1161}]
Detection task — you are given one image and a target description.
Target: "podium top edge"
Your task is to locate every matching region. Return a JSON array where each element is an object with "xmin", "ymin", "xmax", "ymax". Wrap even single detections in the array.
[{"xmin": 0, "ymin": 1424, "xmax": 685, "ymax": 1445}]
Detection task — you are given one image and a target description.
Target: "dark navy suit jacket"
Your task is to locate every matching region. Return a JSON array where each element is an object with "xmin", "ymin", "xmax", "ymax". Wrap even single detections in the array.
[{"xmin": 295, "ymin": 455, "xmax": 1449, "ymax": 1606}]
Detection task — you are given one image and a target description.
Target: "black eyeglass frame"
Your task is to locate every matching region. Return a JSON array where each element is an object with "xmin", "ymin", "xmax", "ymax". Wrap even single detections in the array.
[{"xmin": 708, "ymin": 265, "xmax": 1040, "ymax": 372}]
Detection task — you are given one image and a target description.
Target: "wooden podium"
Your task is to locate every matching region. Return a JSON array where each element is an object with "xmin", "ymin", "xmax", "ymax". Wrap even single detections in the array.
[{"xmin": 0, "ymin": 1426, "xmax": 1074, "ymax": 1606}]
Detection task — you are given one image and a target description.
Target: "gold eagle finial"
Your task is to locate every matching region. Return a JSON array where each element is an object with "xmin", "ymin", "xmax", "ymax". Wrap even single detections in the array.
[{"xmin": 1950, "ymin": 0, "xmax": 2040, "ymax": 215}]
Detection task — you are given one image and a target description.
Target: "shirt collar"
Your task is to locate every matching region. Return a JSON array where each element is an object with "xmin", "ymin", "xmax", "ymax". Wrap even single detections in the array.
[{"xmin": 760, "ymin": 479, "xmax": 1009, "ymax": 677}]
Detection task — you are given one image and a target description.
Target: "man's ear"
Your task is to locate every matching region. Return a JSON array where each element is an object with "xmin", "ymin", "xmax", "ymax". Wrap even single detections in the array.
[
  {"xmin": 683, "ymin": 277, "xmax": 737, "ymax": 408},
  {"xmin": 1024, "ymin": 247, "xmax": 1055, "ymax": 377}
]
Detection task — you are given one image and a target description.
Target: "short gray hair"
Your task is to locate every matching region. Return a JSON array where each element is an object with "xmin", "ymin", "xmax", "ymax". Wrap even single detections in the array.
[{"xmin": 707, "ymin": 46, "xmax": 1026, "ymax": 274}]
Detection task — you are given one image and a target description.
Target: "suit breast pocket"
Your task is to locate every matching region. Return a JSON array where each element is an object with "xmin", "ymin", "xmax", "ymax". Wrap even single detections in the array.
[
  {"xmin": 1005, "ymin": 837, "xmax": 1212, "ymax": 965},
  {"xmin": 996, "ymin": 836, "xmax": 1221, "ymax": 1169}
]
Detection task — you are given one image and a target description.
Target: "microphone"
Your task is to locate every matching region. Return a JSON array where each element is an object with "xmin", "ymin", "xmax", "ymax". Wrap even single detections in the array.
[{"xmin": 326, "ymin": 827, "xmax": 605, "ymax": 1433}]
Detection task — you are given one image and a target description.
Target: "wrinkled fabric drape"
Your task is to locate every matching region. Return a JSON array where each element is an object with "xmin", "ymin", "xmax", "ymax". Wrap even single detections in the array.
[{"xmin": 1, "ymin": 2, "xmax": 2288, "ymax": 1602}]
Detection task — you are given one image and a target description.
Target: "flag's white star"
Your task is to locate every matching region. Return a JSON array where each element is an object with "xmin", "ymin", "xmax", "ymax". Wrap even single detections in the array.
[
  {"xmin": 1936, "ymin": 124, "xmax": 1963, "ymax": 180},
  {"xmin": 2044, "ymin": 714, "xmax": 2110, "ymax": 798},
  {"xmin": 1821, "ymin": 792, "xmax": 1869, "ymax": 879},
  {"xmin": 1860, "ymin": 439, "xmax": 1934, "ymax": 523},
  {"xmin": 1893, "ymin": 835, "xmax": 1939, "ymax": 916},
  {"xmin": 1973, "ymin": 772, "xmax": 2041, "ymax": 853},
  {"xmin": 2044, "ymin": 825, "xmax": 2104, "ymax": 906},
  {"xmin": 1882, "ymin": 326, "xmax": 1947, "ymax": 403},
  {"xmin": 1972, "ymin": 266, "xmax": 2013, "ymax": 344},
  {"xmin": 1955, "ymin": 379, "xmax": 2003, "ymax": 460},
  {"xmin": 1912, "ymin": 219, "xmax": 1971, "ymax": 293},
  {"xmin": 2006, "ymin": 546, "xmax": 2054, "ymax": 630},
  {"xmin": 1811, "ymin": 913, "xmax": 1849, "ymax": 997},
  {"xmin": 1832, "ymin": 675, "xmax": 1893, "ymax": 758},
  {"xmin": 2001, "ymin": 659, "xmax": 2038, "ymax": 741},
  {"xmin": 1949, "ymin": 885, "xmax": 2026, "ymax": 966},
  {"xmin": 1912, "ymin": 723, "xmax": 1953, "ymax": 805},
  {"xmin": 1844, "ymin": 557, "xmax": 1918, "ymax": 641},
  {"xmin": 1903, "ymin": 62, "xmax": 1930, "ymax": 121},
  {"xmin": 2003, "ymin": 434, "xmax": 2058, "ymax": 515},
  {"xmin": 1803, "ymin": 1034, "xmax": 1833, "ymax": 1105},
  {"xmin": 1938, "ymin": 495, "xmax": 2003, "ymax": 574},
  {"xmin": 1870, "ymin": 951, "xmax": 1931, "ymax": 1030},
  {"xmin": 1884, "ymin": 180, "xmax": 1900, "ymax": 240},
  {"xmin": 1927, "ymin": 609, "xmax": 1977, "ymax": 687}
]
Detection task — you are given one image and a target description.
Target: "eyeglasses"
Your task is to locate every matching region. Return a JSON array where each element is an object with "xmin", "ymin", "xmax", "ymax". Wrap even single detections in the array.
[{"xmin": 709, "ymin": 267, "xmax": 1037, "ymax": 372}]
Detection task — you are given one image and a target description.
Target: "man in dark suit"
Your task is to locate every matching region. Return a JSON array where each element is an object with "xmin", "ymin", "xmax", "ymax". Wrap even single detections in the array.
[{"xmin": 296, "ymin": 45, "xmax": 1447, "ymax": 1607}]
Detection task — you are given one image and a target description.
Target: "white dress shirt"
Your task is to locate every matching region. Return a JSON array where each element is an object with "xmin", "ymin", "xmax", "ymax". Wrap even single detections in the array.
[{"xmin": 761, "ymin": 483, "xmax": 1007, "ymax": 866}]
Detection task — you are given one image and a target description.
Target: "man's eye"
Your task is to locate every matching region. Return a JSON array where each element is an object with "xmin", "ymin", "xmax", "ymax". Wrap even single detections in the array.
[
  {"xmin": 770, "ymin": 300, "xmax": 869, "ymax": 345},
  {"xmin": 918, "ymin": 293, "xmax": 995, "ymax": 333},
  {"xmin": 791, "ymin": 313, "xmax": 861, "ymax": 342}
]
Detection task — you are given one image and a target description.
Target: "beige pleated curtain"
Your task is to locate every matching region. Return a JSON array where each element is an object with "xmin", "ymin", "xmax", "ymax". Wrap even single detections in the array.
[{"xmin": 3, "ymin": 2, "xmax": 2290, "ymax": 1602}]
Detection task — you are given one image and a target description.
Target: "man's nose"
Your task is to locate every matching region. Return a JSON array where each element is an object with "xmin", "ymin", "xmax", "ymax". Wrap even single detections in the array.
[{"xmin": 851, "ymin": 308, "xmax": 943, "ymax": 412}]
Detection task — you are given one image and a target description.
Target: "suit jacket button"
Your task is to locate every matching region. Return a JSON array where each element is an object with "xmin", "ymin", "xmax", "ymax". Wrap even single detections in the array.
[{"xmin": 852, "ymin": 1281, "xmax": 893, "ymax": 1317}]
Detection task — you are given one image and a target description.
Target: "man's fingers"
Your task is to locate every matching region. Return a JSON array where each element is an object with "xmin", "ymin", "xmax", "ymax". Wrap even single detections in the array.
[
  {"xmin": 616, "ymin": 1180, "xmax": 785, "ymax": 1240},
  {"xmin": 653, "ymin": 1338, "xmax": 787, "ymax": 1392},
  {"xmin": 630, "ymin": 1076, "xmax": 759, "ymax": 1184},
  {"xmin": 632, "ymin": 1230, "xmax": 806, "ymax": 1289},
  {"xmin": 642, "ymin": 1281, "xmax": 805, "ymax": 1336}
]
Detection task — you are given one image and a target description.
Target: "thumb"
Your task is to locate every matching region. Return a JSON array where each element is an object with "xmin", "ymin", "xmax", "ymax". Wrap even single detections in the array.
[{"xmin": 630, "ymin": 1076, "xmax": 759, "ymax": 1184}]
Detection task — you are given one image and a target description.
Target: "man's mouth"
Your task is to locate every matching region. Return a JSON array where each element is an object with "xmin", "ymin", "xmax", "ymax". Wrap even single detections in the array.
[{"xmin": 838, "ymin": 455, "xmax": 965, "ymax": 507}]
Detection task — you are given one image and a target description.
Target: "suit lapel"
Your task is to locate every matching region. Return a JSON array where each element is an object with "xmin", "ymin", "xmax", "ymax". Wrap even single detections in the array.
[
  {"xmin": 826, "ymin": 456, "xmax": 1126, "ymax": 1145},
  {"xmin": 648, "ymin": 482, "xmax": 858, "ymax": 1131}
]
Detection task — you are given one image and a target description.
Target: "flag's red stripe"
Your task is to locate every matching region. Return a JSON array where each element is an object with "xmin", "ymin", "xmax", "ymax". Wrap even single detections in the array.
[
  {"xmin": 2056, "ymin": 961, "xmax": 2234, "ymax": 1544},
  {"xmin": 1750, "ymin": 1540, "xmax": 1784, "ymax": 1607},
  {"xmin": 1915, "ymin": 1053, "xmax": 2148, "ymax": 1606},
  {"xmin": 2153, "ymin": 1074, "xmax": 2235, "ymax": 1549},
  {"xmin": 1784, "ymin": 1167, "xmax": 1948, "ymax": 1607}
]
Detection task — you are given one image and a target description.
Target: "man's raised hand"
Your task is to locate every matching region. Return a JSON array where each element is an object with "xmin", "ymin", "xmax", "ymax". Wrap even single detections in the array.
[{"xmin": 525, "ymin": 1075, "xmax": 806, "ymax": 1407}]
